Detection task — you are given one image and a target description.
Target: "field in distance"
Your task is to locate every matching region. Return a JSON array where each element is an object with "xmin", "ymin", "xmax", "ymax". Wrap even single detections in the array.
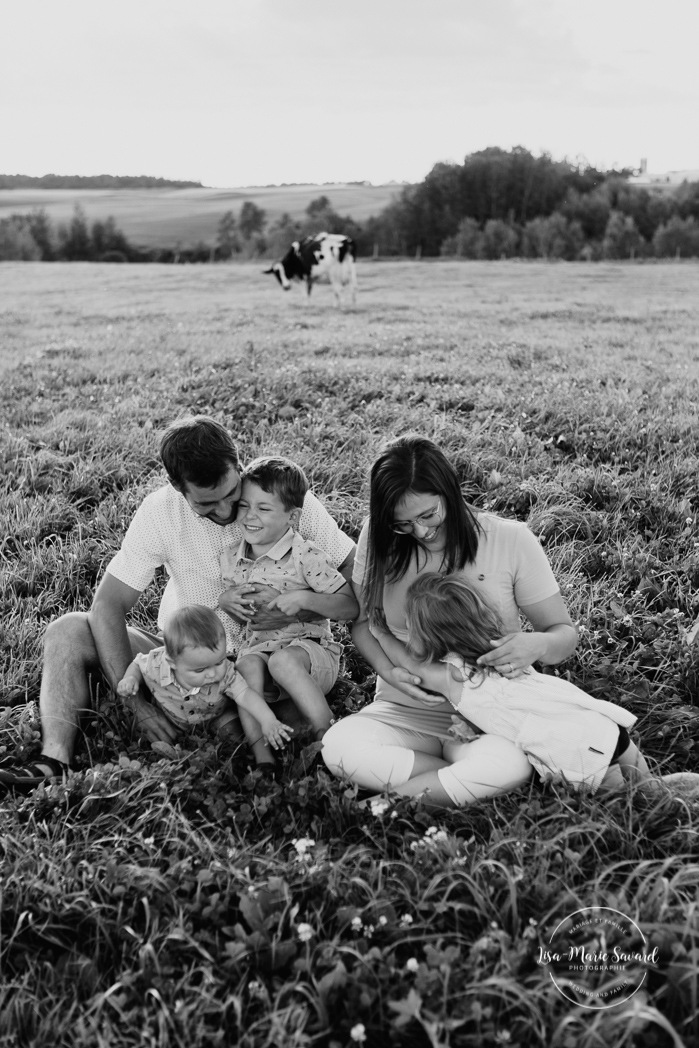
[{"xmin": 0, "ymin": 182, "xmax": 401, "ymax": 249}]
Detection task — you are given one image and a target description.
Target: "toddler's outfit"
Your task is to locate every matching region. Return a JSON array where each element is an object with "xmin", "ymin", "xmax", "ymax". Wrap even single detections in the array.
[{"xmin": 443, "ymin": 656, "xmax": 636, "ymax": 793}]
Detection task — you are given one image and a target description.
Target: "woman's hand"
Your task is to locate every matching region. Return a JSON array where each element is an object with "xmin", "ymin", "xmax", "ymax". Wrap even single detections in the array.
[
  {"xmin": 476, "ymin": 633, "xmax": 546, "ymax": 677},
  {"xmin": 387, "ymin": 666, "xmax": 449, "ymax": 705}
]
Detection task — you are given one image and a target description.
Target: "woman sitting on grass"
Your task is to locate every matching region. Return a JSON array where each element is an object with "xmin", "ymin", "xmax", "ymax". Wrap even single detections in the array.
[
  {"xmin": 379, "ymin": 572, "xmax": 651, "ymax": 794},
  {"xmin": 322, "ymin": 434, "xmax": 580, "ymax": 807}
]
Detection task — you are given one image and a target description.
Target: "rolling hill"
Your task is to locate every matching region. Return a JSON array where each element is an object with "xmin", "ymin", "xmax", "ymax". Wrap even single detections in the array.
[{"xmin": 0, "ymin": 182, "xmax": 403, "ymax": 249}]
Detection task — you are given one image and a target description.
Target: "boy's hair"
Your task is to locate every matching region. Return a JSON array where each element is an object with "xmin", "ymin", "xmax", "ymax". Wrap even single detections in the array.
[
  {"xmin": 405, "ymin": 572, "xmax": 505, "ymax": 663},
  {"xmin": 241, "ymin": 456, "xmax": 308, "ymax": 511},
  {"xmin": 163, "ymin": 605, "xmax": 226, "ymax": 658},
  {"xmin": 160, "ymin": 415, "xmax": 240, "ymax": 492},
  {"xmin": 363, "ymin": 434, "xmax": 481, "ymax": 630}
]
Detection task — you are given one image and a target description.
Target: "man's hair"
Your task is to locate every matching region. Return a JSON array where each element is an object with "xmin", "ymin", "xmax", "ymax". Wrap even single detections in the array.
[
  {"xmin": 162, "ymin": 605, "xmax": 226, "ymax": 658},
  {"xmin": 241, "ymin": 456, "xmax": 308, "ymax": 511},
  {"xmin": 160, "ymin": 415, "xmax": 240, "ymax": 491},
  {"xmin": 405, "ymin": 572, "xmax": 505, "ymax": 663}
]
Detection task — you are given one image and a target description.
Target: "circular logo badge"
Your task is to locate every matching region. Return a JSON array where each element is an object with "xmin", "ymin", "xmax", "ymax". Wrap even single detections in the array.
[{"xmin": 536, "ymin": 906, "xmax": 659, "ymax": 1009}]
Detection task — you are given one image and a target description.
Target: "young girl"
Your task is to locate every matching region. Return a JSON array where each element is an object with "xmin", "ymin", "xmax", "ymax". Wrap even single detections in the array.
[{"xmin": 377, "ymin": 572, "xmax": 651, "ymax": 794}]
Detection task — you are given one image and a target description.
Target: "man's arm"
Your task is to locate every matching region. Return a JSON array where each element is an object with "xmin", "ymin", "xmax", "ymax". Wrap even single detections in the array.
[
  {"xmin": 88, "ymin": 574, "xmax": 178, "ymax": 743},
  {"xmin": 245, "ymin": 534, "xmax": 357, "ymax": 632},
  {"xmin": 88, "ymin": 574, "xmax": 143, "ymax": 690},
  {"xmin": 338, "ymin": 548, "xmax": 356, "ymax": 585},
  {"xmin": 268, "ymin": 581, "xmax": 359, "ymax": 621}
]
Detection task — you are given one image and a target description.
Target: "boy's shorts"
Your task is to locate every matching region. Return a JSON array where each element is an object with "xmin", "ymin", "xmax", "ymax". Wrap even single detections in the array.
[{"xmin": 239, "ymin": 637, "xmax": 342, "ymax": 699}]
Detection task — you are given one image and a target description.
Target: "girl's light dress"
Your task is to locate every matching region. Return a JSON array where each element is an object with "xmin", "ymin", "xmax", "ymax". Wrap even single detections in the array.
[{"xmin": 443, "ymin": 655, "xmax": 637, "ymax": 793}]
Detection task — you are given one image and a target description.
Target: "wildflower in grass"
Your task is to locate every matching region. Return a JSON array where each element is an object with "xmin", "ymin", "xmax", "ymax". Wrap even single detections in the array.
[
  {"xmin": 292, "ymin": 837, "xmax": 316, "ymax": 857},
  {"xmin": 369, "ymin": 796, "xmax": 391, "ymax": 816},
  {"xmin": 378, "ymin": 915, "xmax": 388, "ymax": 927},
  {"xmin": 297, "ymin": 922, "xmax": 314, "ymax": 942},
  {"xmin": 523, "ymin": 918, "xmax": 539, "ymax": 941},
  {"xmin": 247, "ymin": 980, "xmax": 264, "ymax": 998},
  {"xmin": 405, "ymin": 957, "xmax": 419, "ymax": 973},
  {"xmin": 350, "ymin": 1024, "xmax": 366, "ymax": 1043},
  {"xmin": 424, "ymin": 826, "xmax": 448, "ymax": 844},
  {"xmin": 351, "ymin": 916, "xmax": 363, "ymax": 932},
  {"xmin": 400, "ymin": 914, "xmax": 413, "ymax": 927}
]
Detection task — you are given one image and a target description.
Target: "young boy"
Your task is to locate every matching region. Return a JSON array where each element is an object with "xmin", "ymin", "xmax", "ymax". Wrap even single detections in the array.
[
  {"xmin": 117, "ymin": 604, "xmax": 293, "ymax": 751},
  {"xmin": 220, "ymin": 456, "xmax": 358, "ymax": 768}
]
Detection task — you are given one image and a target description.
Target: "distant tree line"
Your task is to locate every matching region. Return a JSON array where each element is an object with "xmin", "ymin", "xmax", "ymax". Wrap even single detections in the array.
[
  {"xmin": 359, "ymin": 148, "xmax": 699, "ymax": 260},
  {"xmin": 211, "ymin": 153, "xmax": 699, "ymax": 262},
  {"xmin": 0, "ymin": 207, "xmax": 150, "ymax": 262},
  {"xmin": 0, "ymin": 174, "xmax": 203, "ymax": 189},
  {"xmin": 3, "ymin": 149, "xmax": 699, "ymax": 262}
]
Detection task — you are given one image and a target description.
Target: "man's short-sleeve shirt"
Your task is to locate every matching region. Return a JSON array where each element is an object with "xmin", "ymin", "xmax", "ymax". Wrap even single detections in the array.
[{"xmin": 106, "ymin": 482, "xmax": 354, "ymax": 653}]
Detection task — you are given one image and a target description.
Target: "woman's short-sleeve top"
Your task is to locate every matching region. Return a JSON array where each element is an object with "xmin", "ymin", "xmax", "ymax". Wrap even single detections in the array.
[{"xmin": 352, "ymin": 511, "xmax": 560, "ymax": 641}]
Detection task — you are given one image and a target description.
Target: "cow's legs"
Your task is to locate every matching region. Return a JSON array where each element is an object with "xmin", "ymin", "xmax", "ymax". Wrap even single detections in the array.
[{"xmin": 306, "ymin": 275, "xmax": 313, "ymax": 296}]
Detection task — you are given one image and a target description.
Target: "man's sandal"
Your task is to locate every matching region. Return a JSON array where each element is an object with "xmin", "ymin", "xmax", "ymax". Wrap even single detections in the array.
[{"xmin": 0, "ymin": 754, "xmax": 69, "ymax": 791}]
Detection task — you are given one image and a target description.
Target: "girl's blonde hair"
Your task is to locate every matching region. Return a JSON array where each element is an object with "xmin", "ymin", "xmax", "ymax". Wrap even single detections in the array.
[{"xmin": 405, "ymin": 572, "xmax": 505, "ymax": 663}]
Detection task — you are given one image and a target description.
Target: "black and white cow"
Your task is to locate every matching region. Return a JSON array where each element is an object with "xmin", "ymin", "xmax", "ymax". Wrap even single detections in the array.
[{"xmin": 264, "ymin": 232, "xmax": 357, "ymax": 307}]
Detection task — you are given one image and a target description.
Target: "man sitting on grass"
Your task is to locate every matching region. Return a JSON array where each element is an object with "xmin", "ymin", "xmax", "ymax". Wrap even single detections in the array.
[{"xmin": 0, "ymin": 415, "xmax": 356, "ymax": 790}]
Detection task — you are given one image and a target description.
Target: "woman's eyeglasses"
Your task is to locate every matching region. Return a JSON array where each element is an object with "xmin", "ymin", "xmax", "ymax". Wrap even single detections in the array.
[{"xmin": 391, "ymin": 499, "xmax": 445, "ymax": 535}]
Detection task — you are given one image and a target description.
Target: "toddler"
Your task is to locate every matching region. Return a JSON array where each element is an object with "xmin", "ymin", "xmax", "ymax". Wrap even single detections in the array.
[
  {"xmin": 377, "ymin": 572, "xmax": 652, "ymax": 794},
  {"xmin": 220, "ymin": 456, "xmax": 357, "ymax": 767},
  {"xmin": 117, "ymin": 604, "xmax": 292, "ymax": 750}
]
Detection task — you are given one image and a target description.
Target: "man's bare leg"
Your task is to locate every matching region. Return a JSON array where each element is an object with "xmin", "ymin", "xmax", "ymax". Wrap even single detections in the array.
[
  {"xmin": 34, "ymin": 612, "xmax": 101, "ymax": 770},
  {"xmin": 22, "ymin": 612, "xmax": 159, "ymax": 774}
]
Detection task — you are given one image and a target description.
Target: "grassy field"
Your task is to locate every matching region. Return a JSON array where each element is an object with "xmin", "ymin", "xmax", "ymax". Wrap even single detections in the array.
[
  {"xmin": 0, "ymin": 182, "xmax": 401, "ymax": 250},
  {"xmin": 2, "ymin": 259, "xmax": 699, "ymax": 1046}
]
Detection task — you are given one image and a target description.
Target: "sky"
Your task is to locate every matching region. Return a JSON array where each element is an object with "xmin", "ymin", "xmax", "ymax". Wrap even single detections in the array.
[{"xmin": 3, "ymin": 0, "xmax": 695, "ymax": 188}]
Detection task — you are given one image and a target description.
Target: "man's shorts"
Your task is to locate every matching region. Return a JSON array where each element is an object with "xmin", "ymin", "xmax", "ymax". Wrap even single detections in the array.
[{"xmin": 126, "ymin": 625, "xmax": 163, "ymax": 656}]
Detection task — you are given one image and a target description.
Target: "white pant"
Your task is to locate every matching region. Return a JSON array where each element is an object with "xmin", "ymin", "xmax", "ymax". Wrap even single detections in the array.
[{"xmin": 322, "ymin": 708, "xmax": 532, "ymax": 805}]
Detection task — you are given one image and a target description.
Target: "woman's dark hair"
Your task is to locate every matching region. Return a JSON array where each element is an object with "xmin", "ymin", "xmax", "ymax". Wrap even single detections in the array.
[
  {"xmin": 362, "ymin": 435, "xmax": 481, "ymax": 628},
  {"xmin": 405, "ymin": 572, "xmax": 504, "ymax": 663},
  {"xmin": 160, "ymin": 415, "xmax": 240, "ymax": 491}
]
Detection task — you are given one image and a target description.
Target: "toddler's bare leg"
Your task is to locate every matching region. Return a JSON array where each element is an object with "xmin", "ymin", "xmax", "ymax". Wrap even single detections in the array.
[
  {"xmin": 267, "ymin": 647, "xmax": 332, "ymax": 738},
  {"xmin": 598, "ymin": 763, "xmax": 625, "ymax": 793},
  {"xmin": 211, "ymin": 702, "xmax": 245, "ymax": 744},
  {"xmin": 236, "ymin": 654, "xmax": 277, "ymax": 766},
  {"xmin": 599, "ymin": 742, "xmax": 654, "ymax": 794},
  {"xmin": 617, "ymin": 741, "xmax": 653, "ymax": 783}
]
